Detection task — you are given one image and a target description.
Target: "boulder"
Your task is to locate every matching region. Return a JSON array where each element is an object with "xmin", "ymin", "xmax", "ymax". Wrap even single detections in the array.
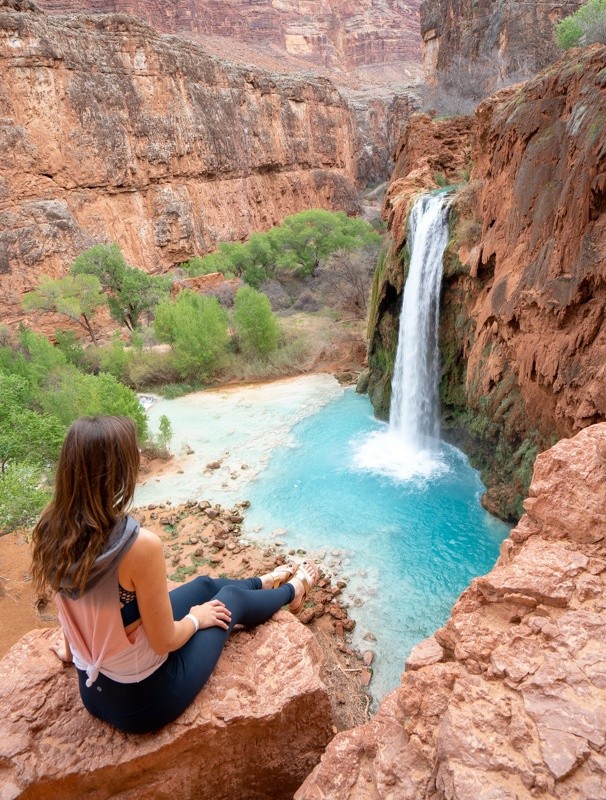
[
  {"xmin": 296, "ymin": 423, "xmax": 606, "ymax": 799},
  {"xmin": 0, "ymin": 612, "xmax": 332, "ymax": 800}
]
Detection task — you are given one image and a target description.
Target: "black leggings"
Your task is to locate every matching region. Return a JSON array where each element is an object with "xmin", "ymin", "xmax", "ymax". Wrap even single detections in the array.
[{"xmin": 77, "ymin": 575, "xmax": 295, "ymax": 734}]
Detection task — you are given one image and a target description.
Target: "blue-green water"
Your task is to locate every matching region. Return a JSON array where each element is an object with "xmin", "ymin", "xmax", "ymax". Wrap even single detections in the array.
[{"xmin": 244, "ymin": 388, "xmax": 510, "ymax": 699}]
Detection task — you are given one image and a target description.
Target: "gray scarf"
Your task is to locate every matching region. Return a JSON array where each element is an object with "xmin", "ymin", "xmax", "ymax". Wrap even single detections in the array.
[{"xmin": 58, "ymin": 515, "xmax": 140, "ymax": 599}]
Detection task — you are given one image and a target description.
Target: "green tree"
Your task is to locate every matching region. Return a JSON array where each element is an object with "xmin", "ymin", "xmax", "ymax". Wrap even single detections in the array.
[
  {"xmin": 154, "ymin": 291, "xmax": 230, "ymax": 379},
  {"xmin": 274, "ymin": 210, "xmax": 381, "ymax": 277},
  {"xmin": 233, "ymin": 286, "xmax": 280, "ymax": 357},
  {"xmin": 72, "ymin": 243, "xmax": 171, "ymax": 330},
  {"xmin": 156, "ymin": 415, "xmax": 173, "ymax": 455},
  {"xmin": 22, "ymin": 274, "xmax": 105, "ymax": 345},
  {"xmin": 0, "ymin": 327, "xmax": 67, "ymax": 387},
  {"xmin": 182, "ymin": 210, "xmax": 380, "ymax": 286},
  {"xmin": 0, "ymin": 463, "xmax": 52, "ymax": 532},
  {"xmin": 556, "ymin": 0, "xmax": 606, "ymax": 48},
  {"xmin": 0, "ymin": 406, "xmax": 65, "ymax": 473},
  {"xmin": 54, "ymin": 329, "xmax": 85, "ymax": 368},
  {"xmin": 39, "ymin": 366, "xmax": 148, "ymax": 441}
]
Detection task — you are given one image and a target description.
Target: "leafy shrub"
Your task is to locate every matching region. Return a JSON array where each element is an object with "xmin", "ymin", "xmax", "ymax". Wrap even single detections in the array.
[
  {"xmin": 556, "ymin": 0, "xmax": 606, "ymax": 48},
  {"xmin": 233, "ymin": 286, "xmax": 280, "ymax": 357},
  {"xmin": 54, "ymin": 329, "xmax": 85, "ymax": 368},
  {"xmin": 38, "ymin": 367, "xmax": 148, "ymax": 441},
  {"xmin": 154, "ymin": 291, "xmax": 229, "ymax": 379},
  {"xmin": 0, "ymin": 463, "xmax": 52, "ymax": 533}
]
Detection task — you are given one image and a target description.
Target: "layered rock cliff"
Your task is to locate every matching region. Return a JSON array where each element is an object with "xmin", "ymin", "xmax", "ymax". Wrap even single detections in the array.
[
  {"xmin": 297, "ymin": 421, "xmax": 606, "ymax": 800},
  {"xmin": 0, "ymin": 0, "xmax": 361, "ymax": 326},
  {"xmin": 37, "ymin": 0, "xmax": 422, "ymax": 71},
  {"xmin": 367, "ymin": 46, "xmax": 606, "ymax": 520},
  {"xmin": 420, "ymin": 0, "xmax": 583, "ymax": 104}
]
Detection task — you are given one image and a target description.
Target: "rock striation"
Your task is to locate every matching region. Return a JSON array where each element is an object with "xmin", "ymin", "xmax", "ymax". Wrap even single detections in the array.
[
  {"xmin": 37, "ymin": 0, "xmax": 422, "ymax": 71},
  {"xmin": 0, "ymin": 613, "xmax": 333, "ymax": 799},
  {"xmin": 420, "ymin": 0, "xmax": 583, "ymax": 103},
  {"xmin": 367, "ymin": 47, "xmax": 606, "ymax": 520},
  {"xmin": 0, "ymin": 0, "xmax": 360, "ymax": 327},
  {"xmin": 296, "ymin": 421, "xmax": 606, "ymax": 800}
]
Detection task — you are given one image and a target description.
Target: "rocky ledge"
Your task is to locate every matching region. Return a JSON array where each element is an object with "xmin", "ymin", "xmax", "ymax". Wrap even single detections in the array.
[
  {"xmin": 296, "ymin": 422, "xmax": 606, "ymax": 799},
  {"xmin": 0, "ymin": 613, "xmax": 332, "ymax": 800}
]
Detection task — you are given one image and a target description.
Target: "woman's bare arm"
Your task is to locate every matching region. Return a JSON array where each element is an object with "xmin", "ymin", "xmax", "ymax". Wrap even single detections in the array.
[{"xmin": 124, "ymin": 528, "xmax": 231, "ymax": 655}]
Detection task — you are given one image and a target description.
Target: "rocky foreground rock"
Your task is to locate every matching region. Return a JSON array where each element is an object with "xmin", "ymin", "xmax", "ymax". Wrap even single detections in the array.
[
  {"xmin": 296, "ymin": 422, "xmax": 606, "ymax": 799},
  {"xmin": 0, "ymin": 613, "xmax": 332, "ymax": 799}
]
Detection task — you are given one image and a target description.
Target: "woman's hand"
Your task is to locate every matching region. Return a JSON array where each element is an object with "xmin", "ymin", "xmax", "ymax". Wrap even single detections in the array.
[
  {"xmin": 51, "ymin": 633, "xmax": 73, "ymax": 664},
  {"xmin": 191, "ymin": 600, "xmax": 232, "ymax": 631}
]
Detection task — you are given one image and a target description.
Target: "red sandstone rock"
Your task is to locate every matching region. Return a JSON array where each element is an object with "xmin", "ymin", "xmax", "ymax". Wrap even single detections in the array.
[
  {"xmin": 420, "ymin": 0, "xmax": 582, "ymax": 96},
  {"xmin": 37, "ymin": 0, "xmax": 422, "ymax": 72},
  {"xmin": 0, "ymin": 1, "xmax": 360, "ymax": 328},
  {"xmin": 296, "ymin": 423, "xmax": 606, "ymax": 799},
  {"xmin": 0, "ymin": 612, "xmax": 332, "ymax": 799},
  {"xmin": 466, "ymin": 46, "xmax": 606, "ymax": 441}
]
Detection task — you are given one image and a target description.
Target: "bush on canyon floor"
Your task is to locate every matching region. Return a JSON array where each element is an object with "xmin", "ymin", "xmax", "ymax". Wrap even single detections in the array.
[
  {"xmin": 233, "ymin": 286, "xmax": 280, "ymax": 357},
  {"xmin": 72, "ymin": 243, "xmax": 171, "ymax": 331},
  {"xmin": 556, "ymin": 0, "xmax": 606, "ymax": 48},
  {"xmin": 0, "ymin": 327, "xmax": 149, "ymax": 530},
  {"xmin": 154, "ymin": 291, "xmax": 230, "ymax": 380}
]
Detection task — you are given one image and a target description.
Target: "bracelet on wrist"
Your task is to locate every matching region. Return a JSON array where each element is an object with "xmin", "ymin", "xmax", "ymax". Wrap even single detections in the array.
[{"xmin": 184, "ymin": 613, "xmax": 199, "ymax": 633}]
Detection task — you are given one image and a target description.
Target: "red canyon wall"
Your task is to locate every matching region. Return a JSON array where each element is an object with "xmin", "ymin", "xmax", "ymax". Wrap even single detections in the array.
[
  {"xmin": 36, "ymin": 0, "xmax": 422, "ymax": 70},
  {"xmin": 420, "ymin": 0, "xmax": 583, "ymax": 100},
  {"xmin": 0, "ymin": 0, "xmax": 361, "ymax": 326}
]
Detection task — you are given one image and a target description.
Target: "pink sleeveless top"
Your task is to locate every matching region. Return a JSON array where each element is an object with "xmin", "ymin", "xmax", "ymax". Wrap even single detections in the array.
[{"xmin": 55, "ymin": 541, "xmax": 167, "ymax": 687}]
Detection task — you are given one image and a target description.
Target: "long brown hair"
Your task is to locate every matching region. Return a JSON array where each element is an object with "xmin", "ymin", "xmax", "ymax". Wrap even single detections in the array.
[{"xmin": 31, "ymin": 415, "xmax": 140, "ymax": 595}]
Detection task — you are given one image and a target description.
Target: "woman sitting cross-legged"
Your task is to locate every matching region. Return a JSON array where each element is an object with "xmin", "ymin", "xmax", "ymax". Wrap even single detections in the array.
[{"xmin": 31, "ymin": 415, "xmax": 318, "ymax": 734}]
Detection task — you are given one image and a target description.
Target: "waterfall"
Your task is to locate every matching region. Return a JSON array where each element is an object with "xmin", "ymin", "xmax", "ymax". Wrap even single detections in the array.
[
  {"xmin": 353, "ymin": 193, "xmax": 450, "ymax": 481},
  {"xmin": 389, "ymin": 193, "xmax": 450, "ymax": 450}
]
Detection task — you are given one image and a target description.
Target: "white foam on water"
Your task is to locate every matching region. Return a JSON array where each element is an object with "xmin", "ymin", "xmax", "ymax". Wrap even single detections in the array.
[{"xmin": 351, "ymin": 427, "xmax": 448, "ymax": 483}]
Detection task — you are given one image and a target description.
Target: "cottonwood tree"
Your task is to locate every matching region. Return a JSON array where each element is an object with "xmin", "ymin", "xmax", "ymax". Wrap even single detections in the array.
[
  {"xmin": 22, "ymin": 274, "xmax": 105, "ymax": 345},
  {"xmin": 72, "ymin": 243, "xmax": 171, "ymax": 331},
  {"xmin": 154, "ymin": 290, "xmax": 230, "ymax": 379},
  {"xmin": 557, "ymin": 0, "xmax": 606, "ymax": 48},
  {"xmin": 233, "ymin": 286, "xmax": 280, "ymax": 357}
]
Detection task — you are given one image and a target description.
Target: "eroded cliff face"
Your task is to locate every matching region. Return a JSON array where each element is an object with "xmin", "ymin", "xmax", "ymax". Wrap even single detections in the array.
[
  {"xmin": 37, "ymin": 0, "xmax": 422, "ymax": 71},
  {"xmin": 367, "ymin": 47, "xmax": 606, "ymax": 521},
  {"xmin": 0, "ymin": 0, "xmax": 363, "ymax": 326},
  {"xmin": 420, "ymin": 0, "xmax": 583, "ymax": 102},
  {"xmin": 297, "ymin": 421, "xmax": 606, "ymax": 800}
]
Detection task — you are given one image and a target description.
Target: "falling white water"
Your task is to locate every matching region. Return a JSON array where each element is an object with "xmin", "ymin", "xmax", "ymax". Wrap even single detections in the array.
[
  {"xmin": 353, "ymin": 193, "xmax": 451, "ymax": 481},
  {"xmin": 390, "ymin": 193, "xmax": 450, "ymax": 447}
]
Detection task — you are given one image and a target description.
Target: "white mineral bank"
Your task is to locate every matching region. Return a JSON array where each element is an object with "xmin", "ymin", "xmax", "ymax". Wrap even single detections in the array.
[{"xmin": 135, "ymin": 374, "xmax": 344, "ymax": 508}]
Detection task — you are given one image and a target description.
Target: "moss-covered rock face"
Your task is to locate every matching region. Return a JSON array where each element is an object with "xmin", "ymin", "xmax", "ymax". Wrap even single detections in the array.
[{"xmin": 439, "ymin": 229, "xmax": 548, "ymax": 522}]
